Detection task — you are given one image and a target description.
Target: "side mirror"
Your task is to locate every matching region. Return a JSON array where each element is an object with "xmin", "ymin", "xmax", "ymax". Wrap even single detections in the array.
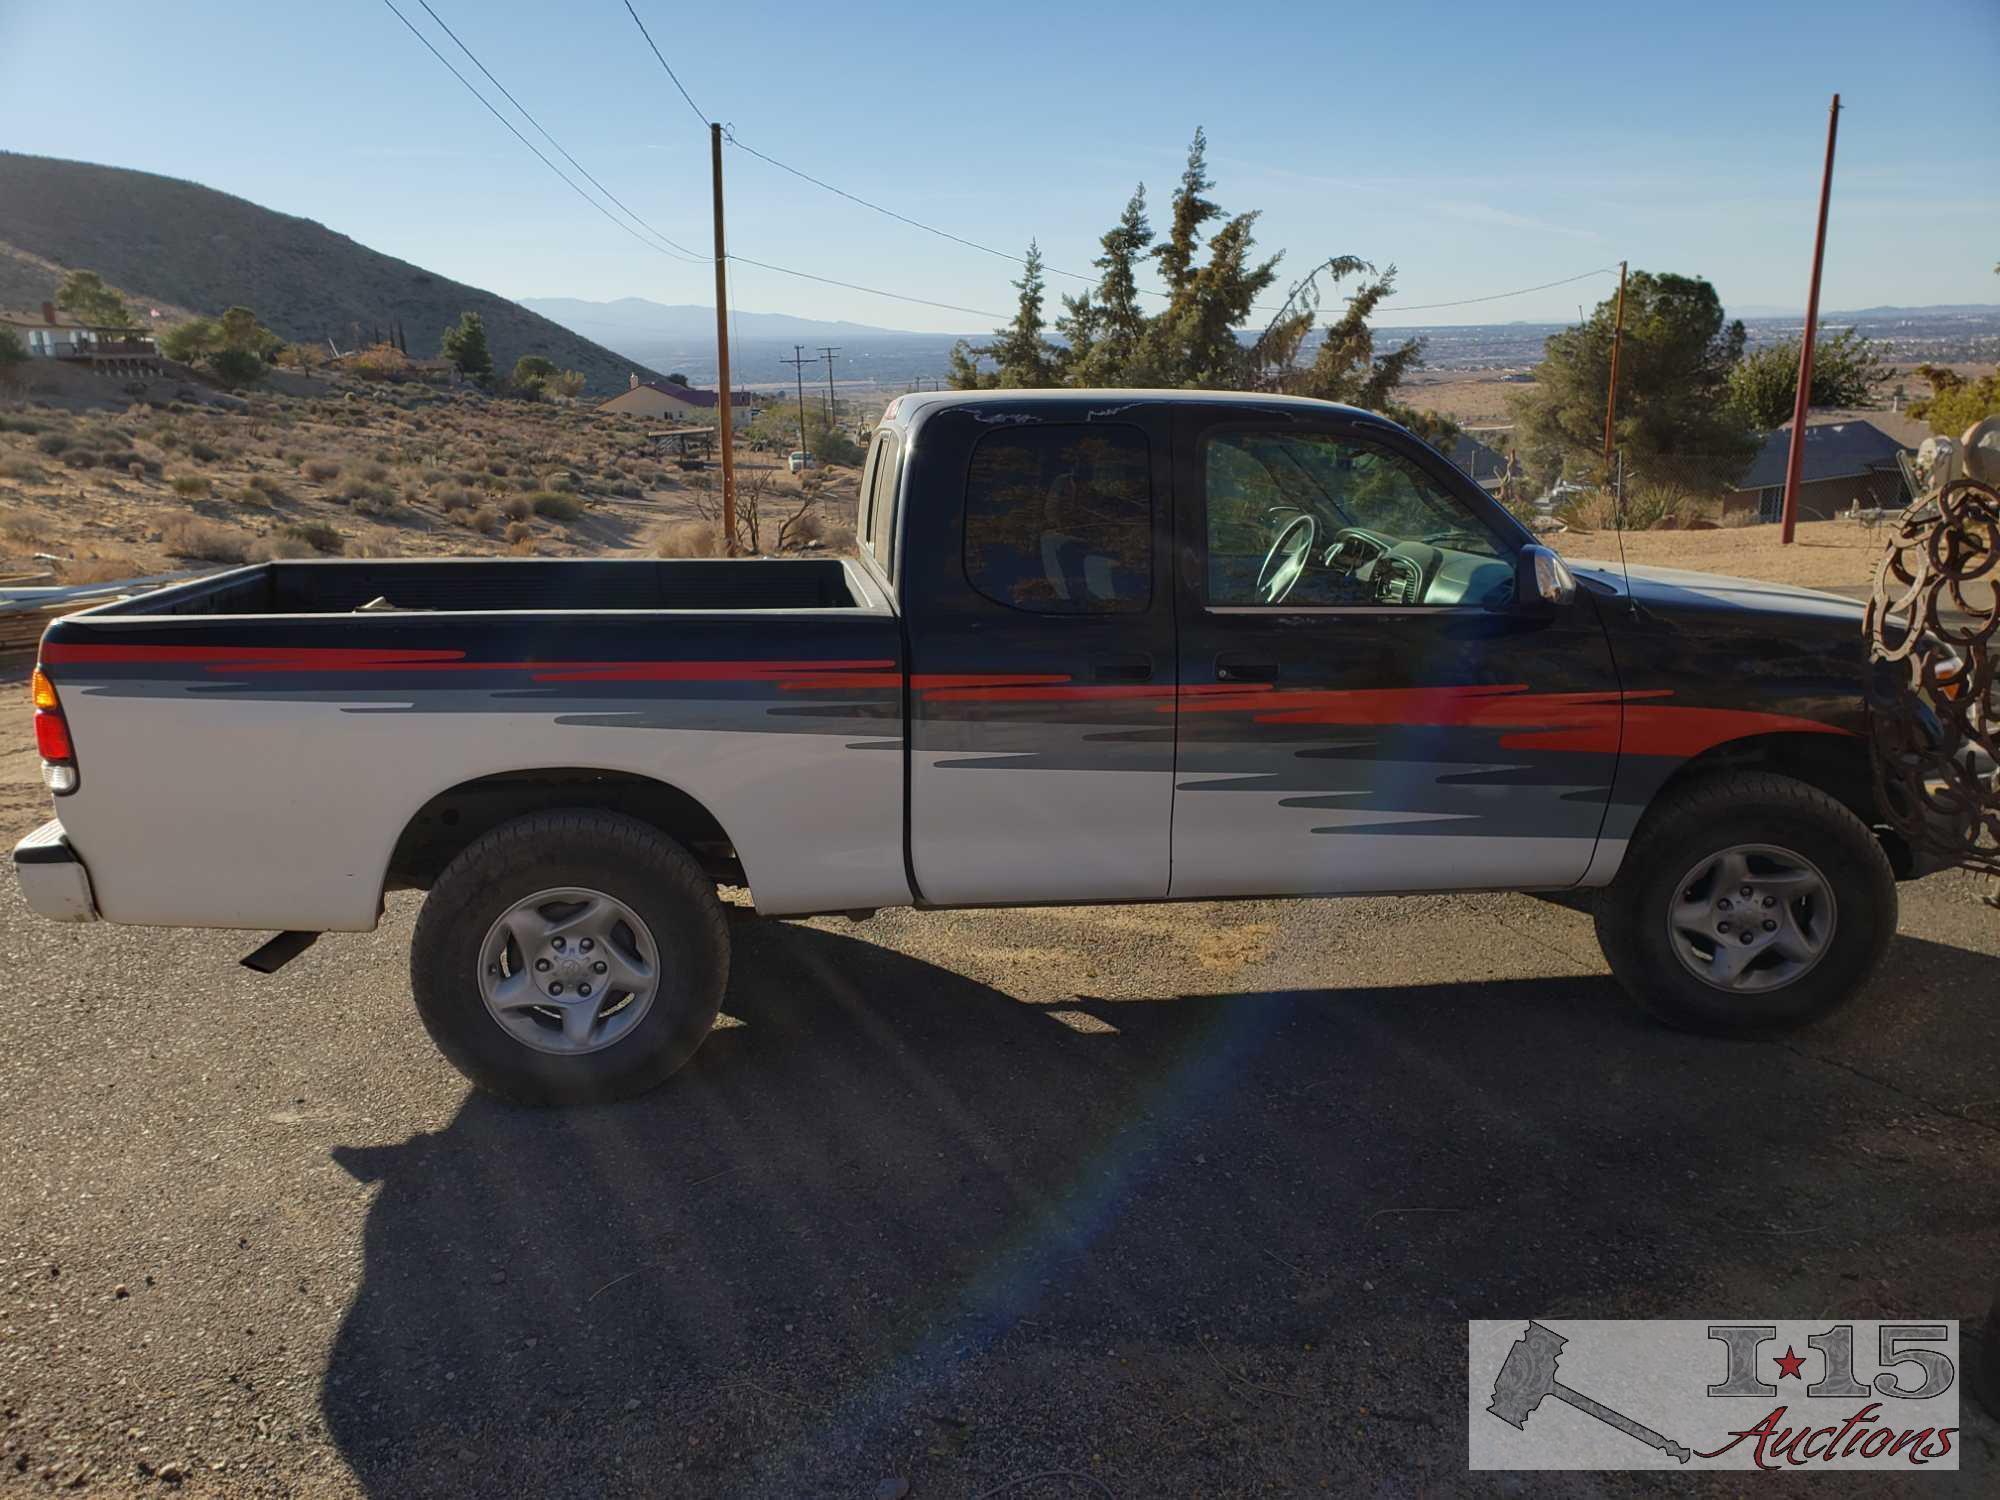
[{"xmin": 1515, "ymin": 545, "xmax": 1575, "ymax": 615}]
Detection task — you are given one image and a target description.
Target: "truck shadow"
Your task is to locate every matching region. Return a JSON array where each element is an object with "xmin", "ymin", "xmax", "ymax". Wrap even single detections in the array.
[{"xmin": 320, "ymin": 923, "xmax": 2000, "ymax": 1497}]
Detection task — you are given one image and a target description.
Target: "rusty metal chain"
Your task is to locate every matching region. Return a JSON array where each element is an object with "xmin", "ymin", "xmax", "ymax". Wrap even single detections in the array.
[{"xmin": 1865, "ymin": 470, "xmax": 2000, "ymax": 895}]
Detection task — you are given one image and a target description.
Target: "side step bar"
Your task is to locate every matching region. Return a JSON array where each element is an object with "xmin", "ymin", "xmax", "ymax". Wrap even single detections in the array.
[{"xmin": 241, "ymin": 930, "xmax": 319, "ymax": 974}]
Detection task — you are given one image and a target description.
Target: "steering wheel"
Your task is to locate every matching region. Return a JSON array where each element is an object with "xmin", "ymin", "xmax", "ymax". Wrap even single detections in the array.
[{"xmin": 1256, "ymin": 513, "xmax": 1317, "ymax": 604}]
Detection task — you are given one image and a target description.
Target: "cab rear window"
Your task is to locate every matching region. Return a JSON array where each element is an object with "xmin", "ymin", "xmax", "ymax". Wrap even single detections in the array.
[{"xmin": 962, "ymin": 424, "xmax": 1151, "ymax": 614}]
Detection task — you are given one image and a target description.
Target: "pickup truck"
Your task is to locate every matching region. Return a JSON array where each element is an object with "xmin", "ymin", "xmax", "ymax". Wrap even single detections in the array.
[{"xmin": 17, "ymin": 390, "xmax": 1935, "ymax": 1104}]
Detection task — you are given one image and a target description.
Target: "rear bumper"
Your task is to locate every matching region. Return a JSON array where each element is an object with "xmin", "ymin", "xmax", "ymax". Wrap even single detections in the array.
[{"xmin": 14, "ymin": 819, "xmax": 99, "ymax": 922}]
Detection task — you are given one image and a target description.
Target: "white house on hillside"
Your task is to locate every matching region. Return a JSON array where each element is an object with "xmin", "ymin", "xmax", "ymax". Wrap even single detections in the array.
[{"xmin": 596, "ymin": 373, "xmax": 760, "ymax": 422}]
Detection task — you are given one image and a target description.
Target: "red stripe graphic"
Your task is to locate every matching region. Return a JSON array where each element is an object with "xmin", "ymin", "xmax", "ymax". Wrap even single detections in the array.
[{"xmin": 39, "ymin": 645, "xmax": 1852, "ymax": 757}]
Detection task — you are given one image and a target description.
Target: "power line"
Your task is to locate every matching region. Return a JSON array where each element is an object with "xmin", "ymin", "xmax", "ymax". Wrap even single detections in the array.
[
  {"xmin": 1382, "ymin": 267, "xmax": 1619, "ymax": 316},
  {"xmin": 621, "ymin": 0, "xmax": 709, "ymax": 129},
  {"xmin": 413, "ymin": 0, "xmax": 708, "ymax": 260},
  {"xmin": 726, "ymin": 255, "xmax": 1006, "ymax": 321},
  {"xmin": 724, "ymin": 131, "xmax": 1052, "ymax": 274},
  {"xmin": 380, "ymin": 0, "xmax": 709, "ymax": 265},
  {"xmin": 618, "ymin": 4, "xmax": 1618, "ymax": 330},
  {"xmin": 721, "ymin": 127, "xmax": 1612, "ymax": 321}
]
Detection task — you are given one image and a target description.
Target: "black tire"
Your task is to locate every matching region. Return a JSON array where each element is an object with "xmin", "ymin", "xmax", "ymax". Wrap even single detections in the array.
[
  {"xmin": 410, "ymin": 810, "xmax": 729, "ymax": 1105},
  {"xmin": 1594, "ymin": 771, "xmax": 1896, "ymax": 1035}
]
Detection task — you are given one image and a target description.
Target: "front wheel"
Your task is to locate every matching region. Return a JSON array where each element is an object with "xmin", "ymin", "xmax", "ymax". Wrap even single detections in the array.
[
  {"xmin": 410, "ymin": 810, "xmax": 729, "ymax": 1105},
  {"xmin": 1594, "ymin": 772, "xmax": 1897, "ymax": 1034}
]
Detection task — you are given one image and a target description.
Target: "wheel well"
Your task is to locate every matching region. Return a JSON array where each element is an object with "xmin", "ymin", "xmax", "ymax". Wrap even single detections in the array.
[
  {"xmin": 386, "ymin": 770, "xmax": 743, "ymax": 893},
  {"xmin": 1641, "ymin": 731, "xmax": 1913, "ymax": 877}
]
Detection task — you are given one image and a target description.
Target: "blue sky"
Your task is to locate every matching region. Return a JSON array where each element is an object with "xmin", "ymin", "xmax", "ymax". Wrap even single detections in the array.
[{"xmin": 1, "ymin": 0, "xmax": 1995, "ymax": 333}]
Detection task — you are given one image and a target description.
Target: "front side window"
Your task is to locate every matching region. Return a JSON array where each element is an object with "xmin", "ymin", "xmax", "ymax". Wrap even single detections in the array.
[
  {"xmin": 964, "ymin": 424, "xmax": 1151, "ymax": 614},
  {"xmin": 1203, "ymin": 429, "xmax": 1510, "ymax": 608}
]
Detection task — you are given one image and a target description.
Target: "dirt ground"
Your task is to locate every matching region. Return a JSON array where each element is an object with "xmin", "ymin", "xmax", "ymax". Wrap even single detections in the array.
[
  {"xmin": 1561, "ymin": 518, "xmax": 1893, "ymax": 592},
  {"xmin": 0, "ymin": 367, "xmax": 855, "ymax": 587}
]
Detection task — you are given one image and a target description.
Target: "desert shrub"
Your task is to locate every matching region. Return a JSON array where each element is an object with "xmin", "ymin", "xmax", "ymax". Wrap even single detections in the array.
[
  {"xmin": 821, "ymin": 522, "xmax": 857, "ymax": 554},
  {"xmin": 248, "ymin": 533, "xmax": 318, "ymax": 561},
  {"xmin": 188, "ymin": 440, "xmax": 221, "ymax": 463},
  {"xmin": 302, "ymin": 459, "xmax": 340, "ymax": 482},
  {"xmin": 529, "ymin": 490, "xmax": 584, "ymax": 522},
  {"xmin": 160, "ymin": 518, "xmax": 248, "ymax": 562},
  {"xmin": 128, "ymin": 461, "xmax": 147, "ymax": 482},
  {"xmin": 247, "ymin": 474, "xmax": 290, "ymax": 503},
  {"xmin": 1553, "ymin": 491, "xmax": 1616, "ymax": 532},
  {"xmin": 62, "ymin": 448, "xmax": 101, "ymax": 470},
  {"xmin": 498, "ymin": 494, "xmax": 532, "ymax": 522},
  {"xmin": 1, "ymin": 459, "xmax": 45, "ymax": 482},
  {"xmin": 35, "ymin": 432, "xmax": 69, "ymax": 455},
  {"xmin": 487, "ymin": 460, "xmax": 509, "ymax": 477},
  {"xmin": 231, "ymin": 485, "xmax": 272, "ymax": 508},
  {"xmin": 338, "ymin": 477, "xmax": 397, "ymax": 509},
  {"xmin": 281, "ymin": 521, "xmax": 345, "ymax": 554},
  {"xmin": 171, "ymin": 474, "xmax": 210, "ymax": 498},
  {"xmin": 0, "ymin": 414, "xmax": 44, "ymax": 434},
  {"xmin": 351, "ymin": 490, "xmax": 404, "ymax": 518},
  {"xmin": 468, "ymin": 506, "xmax": 502, "ymax": 535},
  {"xmin": 61, "ymin": 555, "xmax": 150, "ymax": 584},
  {"xmin": 357, "ymin": 461, "xmax": 389, "ymax": 483},
  {"xmin": 655, "ymin": 519, "xmax": 721, "ymax": 558},
  {"xmin": 504, "ymin": 521, "xmax": 534, "ymax": 545},
  {"xmin": 437, "ymin": 487, "xmax": 479, "ymax": 515}
]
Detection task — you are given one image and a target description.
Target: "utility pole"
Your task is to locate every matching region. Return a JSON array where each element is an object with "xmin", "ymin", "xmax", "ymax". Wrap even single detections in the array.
[
  {"xmin": 1780, "ymin": 93, "xmax": 1841, "ymax": 546},
  {"xmin": 782, "ymin": 345, "xmax": 813, "ymax": 460},
  {"xmin": 1601, "ymin": 260, "xmax": 1627, "ymax": 468},
  {"xmin": 710, "ymin": 122, "xmax": 738, "ymax": 554},
  {"xmin": 818, "ymin": 346, "xmax": 841, "ymax": 437}
]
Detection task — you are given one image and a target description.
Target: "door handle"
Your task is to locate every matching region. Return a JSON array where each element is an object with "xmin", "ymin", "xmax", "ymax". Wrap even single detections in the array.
[
  {"xmin": 1215, "ymin": 655, "xmax": 1279, "ymax": 683},
  {"xmin": 1091, "ymin": 656, "xmax": 1154, "ymax": 684}
]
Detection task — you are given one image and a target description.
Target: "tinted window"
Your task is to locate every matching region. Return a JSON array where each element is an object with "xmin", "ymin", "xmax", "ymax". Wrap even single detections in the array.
[
  {"xmin": 1204, "ymin": 430, "xmax": 1506, "ymax": 606},
  {"xmin": 964, "ymin": 425, "xmax": 1151, "ymax": 613},
  {"xmin": 864, "ymin": 431, "xmax": 900, "ymax": 576}
]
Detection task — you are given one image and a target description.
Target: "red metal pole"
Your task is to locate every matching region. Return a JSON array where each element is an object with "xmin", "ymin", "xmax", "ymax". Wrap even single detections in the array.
[{"xmin": 1779, "ymin": 93, "xmax": 1841, "ymax": 545}]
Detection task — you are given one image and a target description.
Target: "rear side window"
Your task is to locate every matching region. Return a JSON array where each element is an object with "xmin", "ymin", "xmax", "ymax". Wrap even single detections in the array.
[
  {"xmin": 865, "ymin": 431, "xmax": 900, "ymax": 576},
  {"xmin": 963, "ymin": 424, "xmax": 1151, "ymax": 614}
]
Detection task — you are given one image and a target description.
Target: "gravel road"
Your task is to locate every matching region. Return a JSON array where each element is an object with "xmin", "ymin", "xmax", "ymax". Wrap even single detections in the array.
[{"xmin": 1, "ymin": 856, "xmax": 1996, "ymax": 1496}]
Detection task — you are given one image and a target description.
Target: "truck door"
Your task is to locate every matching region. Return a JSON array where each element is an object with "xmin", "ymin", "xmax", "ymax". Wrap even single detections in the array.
[
  {"xmin": 1169, "ymin": 404, "xmax": 1621, "ymax": 897},
  {"xmin": 902, "ymin": 402, "xmax": 1175, "ymax": 904}
]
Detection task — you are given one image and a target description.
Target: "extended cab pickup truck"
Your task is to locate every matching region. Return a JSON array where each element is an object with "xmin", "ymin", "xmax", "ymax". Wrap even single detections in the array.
[{"xmin": 17, "ymin": 390, "xmax": 1926, "ymax": 1103}]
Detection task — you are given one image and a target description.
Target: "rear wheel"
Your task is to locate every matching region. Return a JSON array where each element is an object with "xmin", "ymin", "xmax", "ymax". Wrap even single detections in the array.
[
  {"xmin": 411, "ymin": 810, "xmax": 729, "ymax": 1104},
  {"xmin": 1594, "ymin": 772, "xmax": 1897, "ymax": 1034}
]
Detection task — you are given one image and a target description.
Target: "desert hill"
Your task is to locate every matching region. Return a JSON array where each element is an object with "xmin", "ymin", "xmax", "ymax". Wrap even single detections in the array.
[{"xmin": 0, "ymin": 153, "xmax": 664, "ymax": 394}]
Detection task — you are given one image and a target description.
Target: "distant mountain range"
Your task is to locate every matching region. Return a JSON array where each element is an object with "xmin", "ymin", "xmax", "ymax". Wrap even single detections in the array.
[
  {"xmin": 526, "ymin": 296, "xmax": 2000, "ymax": 389},
  {"xmin": 0, "ymin": 153, "xmax": 665, "ymax": 395},
  {"xmin": 1729, "ymin": 303, "xmax": 2000, "ymax": 321},
  {"xmin": 519, "ymin": 297, "xmax": 921, "ymax": 342}
]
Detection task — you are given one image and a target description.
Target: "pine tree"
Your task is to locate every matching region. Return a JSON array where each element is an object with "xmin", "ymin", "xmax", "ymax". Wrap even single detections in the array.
[
  {"xmin": 441, "ymin": 312, "xmax": 494, "ymax": 385},
  {"xmin": 1140, "ymin": 131, "xmax": 1281, "ymax": 388},
  {"xmin": 55, "ymin": 270, "xmax": 130, "ymax": 328},
  {"xmin": 949, "ymin": 242, "xmax": 1061, "ymax": 389},
  {"xmin": 1063, "ymin": 186, "xmax": 1152, "ymax": 386},
  {"xmin": 1154, "ymin": 129, "xmax": 1219, "ymax": 295},
  {"xmin": 1510, "ymin": 271, "xmax": 1754, "ymax": 480}
]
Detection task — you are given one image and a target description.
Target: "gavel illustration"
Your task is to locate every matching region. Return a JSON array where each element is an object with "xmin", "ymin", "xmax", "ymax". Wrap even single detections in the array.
[{"xmin": 1487, "ymin": 1321, "xmax": 1692, "ymax": 1464}]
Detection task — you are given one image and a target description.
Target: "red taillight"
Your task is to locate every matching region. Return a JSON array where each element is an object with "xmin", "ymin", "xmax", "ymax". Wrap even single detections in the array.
[
  {"xmin": 31, "ymin": 668, "xmax": 74, "ymax": 767},
  {"xmin": 34, "ymin": 709, "xmax": 72, "ymax": 761}
]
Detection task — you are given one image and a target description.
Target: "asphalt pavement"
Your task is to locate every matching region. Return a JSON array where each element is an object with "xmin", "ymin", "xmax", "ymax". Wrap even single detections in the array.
[{"xmin": 0, "ymin": 869, "xmax": 1996, "ymax": 1497}]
